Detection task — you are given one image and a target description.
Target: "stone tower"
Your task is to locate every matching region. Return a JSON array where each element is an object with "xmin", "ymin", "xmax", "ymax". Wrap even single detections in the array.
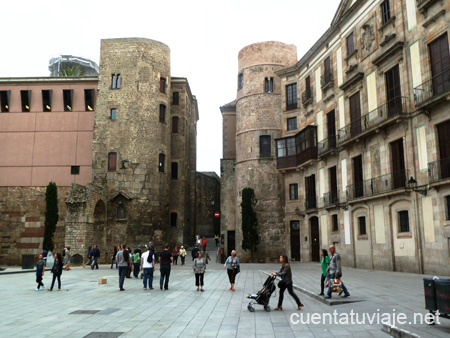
[{"xmin": 222, "ymin": 41, "xmax": 297, "ymax": 262}]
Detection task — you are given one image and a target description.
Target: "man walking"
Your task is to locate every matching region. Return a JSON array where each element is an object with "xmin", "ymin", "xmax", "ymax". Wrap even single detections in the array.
[
  {"xmin": 116, "ymin": 245, "xmax": 131, "ymax": 291},
  {"xmin": 159, "ymin": 244, "xmax": 173, "ymax": 290},
  {"xmin": 141, "ymin": 246, "xmax": 155, "ymax": 290},
  {"xmin": 214, "ymin": 234, "xmax": 219, "ymax": 247},
  {"xmin": 179, "ymin": 246, "xmax": 187, "ymax": 265},
  {"xmin": 325, "ymin": 245, "xmax": 350, "ymax": 299},
  {"xmin": 91, "ymin": 244, "xmax": 100, "ymax": 270},
  {"xmin": 35, "ymin": 254, "xmax": 46, "ymax": 290}
]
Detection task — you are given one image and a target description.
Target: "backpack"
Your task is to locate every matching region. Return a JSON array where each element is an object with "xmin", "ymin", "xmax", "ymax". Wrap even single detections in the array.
[
  {"xmin": 62, "ymin": 249, "xmax": 66, "ymax": 257},
  {"xmin": 147, "ymin": 252, "xmax": 154, "ymax": 264}
]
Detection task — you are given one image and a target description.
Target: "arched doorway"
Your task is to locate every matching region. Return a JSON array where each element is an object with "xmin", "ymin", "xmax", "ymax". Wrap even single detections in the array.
[{"xmin": 310, "ymin": 216, "xmax": 320, "ymax": 262}]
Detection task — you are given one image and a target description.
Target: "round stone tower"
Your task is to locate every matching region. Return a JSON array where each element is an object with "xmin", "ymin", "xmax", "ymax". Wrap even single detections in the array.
[
  {"xmin": 92, "ymin": 38, "xmax": 172, "ymax": 249},
  {"xmin": 235, "ymin": 41, "xmax": 297, "ymax": 262}
]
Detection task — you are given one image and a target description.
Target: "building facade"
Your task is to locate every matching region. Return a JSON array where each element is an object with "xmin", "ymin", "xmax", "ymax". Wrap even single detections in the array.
[{"xmin": 221, "ymin": 0, "xmax": 450, "ymax": 274}]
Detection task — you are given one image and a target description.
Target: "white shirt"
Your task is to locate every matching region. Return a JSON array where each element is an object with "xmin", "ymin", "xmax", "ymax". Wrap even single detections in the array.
[{"xmin": 141, "ymin": 251, "xmax": 154, "ymax": 268}]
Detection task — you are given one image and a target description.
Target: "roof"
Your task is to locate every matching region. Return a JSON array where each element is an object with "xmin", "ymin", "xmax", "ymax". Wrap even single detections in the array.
[
  {"xmin": 0, "ymin": 76, "xmax": 98, "ymax": 84},
  {"xmin": 220, "ymin": 100, "xmax": 236, "ymax": 114},
  {"xmin": 197, "ymin": 172, "xmax": 220, "ymax": 181}
]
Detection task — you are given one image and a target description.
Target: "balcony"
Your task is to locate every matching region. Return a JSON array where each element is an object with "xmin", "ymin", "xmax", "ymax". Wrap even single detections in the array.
[
  {"xmin": 302, "ymin": 89, "xmax": 313, "ymax": 106},
  {"xmin": 305, "ymin": 197, "xmax": 317, "ymax": 210},
  {"xmin": 337, "ymin": 96, "xmax": 409, "ymax": 147},
  {"xmin": 318, "ymin": 135, "xmax": 337, "ymax": 157},
  {"xmin": 417, "ymin": 0, "xmax": 440, "ymax": 14},
  {"xmin": 414, "ymin": 68, "xmax": 450, "ymax": 109},
  {"xmin": 276, "ymin": 125, "xmax": 317, "ymax": 170},
  {"xmin": 323, "ymin": 190, "xmax": 339, "ymax": 208},
  {"xmin": 321, "ymin": 70, "xmax": 334, "ymax": 91},
  {"xmin": 346, "ymin": 169, "xmax": 409, "ymax": 201},
  {"xmin": 428, "ymin": 158, "xmax": 450, "ymax": 184},
  {"xmin": 286, "ymin": 101, "xmax": 298, "ymax": 111}
]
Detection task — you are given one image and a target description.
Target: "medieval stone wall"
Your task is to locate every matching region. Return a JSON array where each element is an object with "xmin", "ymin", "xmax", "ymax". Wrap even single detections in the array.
[{"xmin": 195, "ymin": 173, "xmax": 220, "ymax": 239}]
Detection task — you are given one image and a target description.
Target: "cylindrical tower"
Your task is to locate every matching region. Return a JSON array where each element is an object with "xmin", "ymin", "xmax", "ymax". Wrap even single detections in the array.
[
  {"xmin": 235, "ymin": 41, "xmax": 297, "ymax": 262},
  {"xmin": 92, "ymin": 38, "xmax": 171, "ymax": 249}
]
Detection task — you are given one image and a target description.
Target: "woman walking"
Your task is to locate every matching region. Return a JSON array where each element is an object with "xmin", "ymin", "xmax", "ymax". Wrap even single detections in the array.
[
  {"xmin": 172, "ymin": 245, "xmax": 179, "ymax": 265},
  {"xmin": 83, "ymin": 246, "xmax": 92, "ymax": 268},
  {"xmin": 271, "ymin": 255, "xmax": 303, "ymax": 311},
  {"xmin": 116, "ymin": 245, "xmax": 131, "ymax": 291},
  {"xmin": 179, "ymin": 246, "xmax": 187, "ymax": 265},
  {"xmin": 193, "ymin": 251, "xmax": 206, "ymax": 291},
  {"xmin": 319, "ymin": 249, "xmax": 330, "ymax": 296},
  {"xmin": 224, "ymin": 250, "xmax": 239, "ymax": 291},
  {"xmin": 48, "ymin": 253, "xmax": 63, "ymax": 291},
  {"xmin": 133, "ymin": 248, "xmax": 140, "ymax": 278},
  {"xmin": 110, "ymin": 246, "xmax": 118, "ymax": 269}
]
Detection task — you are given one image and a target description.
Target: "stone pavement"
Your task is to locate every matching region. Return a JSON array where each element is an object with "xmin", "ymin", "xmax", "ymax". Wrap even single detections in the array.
[{"xmin": 1, "ymin": 254, "xmax": 450, "ymax": 338}]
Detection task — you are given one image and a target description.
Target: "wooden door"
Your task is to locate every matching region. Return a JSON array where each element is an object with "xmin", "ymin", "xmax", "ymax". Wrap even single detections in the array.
[
  {"xmin": 310, "ymin": 217, "xmax": 320, "ymax": 262},
  {"xmin": 391, "ymin": 139, "xmax": 406, "ymax": 188},
  {"xmin": 290, "ymin": 221, "xmax": 300, "ymax": 261},
  {"xmin": 437, "ymin": 120, "xmax": 450, "ymax": 179},
  {"xmin": 329, "ymin": 166, "xmax": 338, "ymax": 203},
  {"xmin": 429, "ymin": 33, "xmax": 450, "ymax": 96},
  {"xmin": 350, "ymin": 92, "xmax": 361, "ymax": 136},
  {"xmin": 305, "ymin": 175, "xmax": 316, "ymax": 209},
  {"xmin": 327, "ymin": 110, "xmax": 336, "ymax": 148},
  {"xmin": 385, "ymin": 65, "xmax": 402, "ymax": 116},
  {"xmin": 353, "ymin": 155, "xmax": 363, "ymax": 198}
]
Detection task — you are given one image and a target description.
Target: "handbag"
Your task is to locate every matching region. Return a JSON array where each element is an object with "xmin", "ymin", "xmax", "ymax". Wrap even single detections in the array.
[
  {"xmin": 233, "ymin": 265, "xmax": 240, "ymax": 274},
  {"xmin": 330, "ymin": 279, "xmax": 343, "ymax": 293}
]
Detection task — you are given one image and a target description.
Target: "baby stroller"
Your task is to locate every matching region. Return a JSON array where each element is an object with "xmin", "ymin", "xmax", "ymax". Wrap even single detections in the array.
[{"xmin": 247, "ymin": 275, "xmax": 276, "ymax": 312}]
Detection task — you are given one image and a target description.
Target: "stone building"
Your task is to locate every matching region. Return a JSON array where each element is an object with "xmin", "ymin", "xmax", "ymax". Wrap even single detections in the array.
[
  {"xmin": 0, "ymin": 38, "xmax": 219, "ymax": 266},
  {"xmin": 221, "ymin": 0, "xmax": 450, "ymax": 274}
]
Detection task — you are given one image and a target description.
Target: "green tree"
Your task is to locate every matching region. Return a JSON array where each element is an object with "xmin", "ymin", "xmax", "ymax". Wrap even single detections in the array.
[
  {"xmin": 58, "ymin": 65, "xmax": 86, "ymax": 77},
  {"xmin": 42, "ymin": 182, "xmax": 58, "ymax": 251},
  {"xmin": 241, "ymin": 187, "xmax": 259, "ymax": 263}
]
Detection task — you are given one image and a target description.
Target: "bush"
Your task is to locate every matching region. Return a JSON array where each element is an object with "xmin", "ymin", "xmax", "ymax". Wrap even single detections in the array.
[{"xmin": 42, "ymin": 182, "xmax": 59, "ymax": 251}]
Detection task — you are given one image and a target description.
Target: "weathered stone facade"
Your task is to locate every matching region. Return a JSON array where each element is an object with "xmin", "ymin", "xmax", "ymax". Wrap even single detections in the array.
[{"xmin": 195, "ymin": 172, "xmax": 220, "ymax": 238}]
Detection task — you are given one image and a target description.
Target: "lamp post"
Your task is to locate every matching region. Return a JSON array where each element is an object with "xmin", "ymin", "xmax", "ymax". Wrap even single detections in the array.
[{"xmin": 408, "ymin": 176, "xmax": 428, "ymax": 196}]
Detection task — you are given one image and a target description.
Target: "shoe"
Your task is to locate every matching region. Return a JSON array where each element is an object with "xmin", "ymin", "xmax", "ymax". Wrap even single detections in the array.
[
  {"xmin": 318, "ymin": 293, "xmax": 324, "ymax": 296},
  {"xmin": 143, "ymin": 287, "xmax": 147, "ymax": 290},
  {"xmin": 35, "ymin": 288, "xmax": 39, "ymax": 291},
  {"xmin": 47, "ymin": 289, "xmax": 52, "ymax": 291},
  {"xmin": 150, "ymin": 287, "xmax": 154, "ymax": 290},
  {"xmin": 200, "ymin": 289, "xmax": 204, "ymax": 292},
  {"xmin": 160, "ymin": 284, "xmax": 163, "ymax": 290},
  {"xmin": 197, "ymin": 287, "xmax": 199, "ymax": 291},
  {"xmin": 57, "ymin": 289, "xmax": 61, "ymax": 291},
  {"xmin": 297, "ymin": 304, "xmax": 304, "ymax": 310},
  {"xmin": 342, "ymin": 294, "xmax": 350, "ymax": 298},
  {"xmin": 42, "ymin": 285, "xmax": 45, "ymax": 289},
  {"xmin": 165, "ymin": 288, "xmax": 168, "ymax": 290},
  {"xmin": 120, "ymin": 288, "xmax": 125, "ymax": 291},
  {"xmin": 274, "ymin": 306, "xmax": 283, "ymax": 311},
  {"xmin": 324, "ymin": 295, "xmax": 331, "ymax": 299}
]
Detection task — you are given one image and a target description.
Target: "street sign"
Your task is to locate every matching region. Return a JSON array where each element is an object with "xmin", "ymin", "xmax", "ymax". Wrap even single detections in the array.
[{"xmin": 214, "ymin": 212, "xmax": 220, "ymax": 218}]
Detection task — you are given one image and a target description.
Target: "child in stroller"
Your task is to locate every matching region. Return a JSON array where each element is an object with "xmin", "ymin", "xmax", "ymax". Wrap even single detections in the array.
[{"xmin": 247, "ymin": 275, "xmax": 277, "ymax": 312}]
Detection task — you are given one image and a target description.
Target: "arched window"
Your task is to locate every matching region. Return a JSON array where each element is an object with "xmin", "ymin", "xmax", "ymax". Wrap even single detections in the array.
[
  {"xmin": 159, "ymin": 104, "xmax": 166, "ymax": 123},
  {"xmin": 170, "ymin": 212, "xmax": 177, "ymax": 227},
  {"xmin": 116, "ymin": 74, "xmax": 121, "ymax": 89},
  {"xmin": 116, "ymin": 201, "xmax": 127, "ymax": 219}
]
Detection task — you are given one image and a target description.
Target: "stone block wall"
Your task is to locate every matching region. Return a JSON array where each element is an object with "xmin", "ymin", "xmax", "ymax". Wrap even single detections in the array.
[{"xmin": 195, "ymin": 172, "xmax": 220, "ymax": 238}]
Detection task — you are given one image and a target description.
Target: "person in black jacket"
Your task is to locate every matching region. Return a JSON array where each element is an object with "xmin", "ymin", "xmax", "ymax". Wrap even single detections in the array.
[
  {"xmin": 91, "ymin": 244, "xmax": 100, "ymax": 270},
  {"xmin": 191, "ymin": 246, "xmax": 200, "ymax": 261},
  {"xmin": 48, "ymin": 252, "xmax": 63, "ymax": 291}
]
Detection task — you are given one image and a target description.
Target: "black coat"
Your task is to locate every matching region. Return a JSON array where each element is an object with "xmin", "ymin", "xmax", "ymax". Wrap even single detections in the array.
[{"xmin": 51, "ymin": 260, "xmax": 63, "ymax": 275}]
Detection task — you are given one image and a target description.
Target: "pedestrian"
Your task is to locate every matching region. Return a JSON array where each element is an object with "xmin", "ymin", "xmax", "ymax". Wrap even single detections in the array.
[
  {"xmin": 191, "ymin": 245, "xmax": 199, "ymax": 261},
  {"xmin": 48, "ymin": 252, "xmax": 63, "ymax": 291},
  {"xmin": 179, "ymin": 246, "xmax": 187, "ymax": 265},
  {"xmin": 83, "ymin": 246, "xmax": 92, "ymax": 268},
  {"xmin": 91, "ymin": 244, "xmax": 100, "ymax": 270},
  {"xmin": 159, "ymin": 244, "xmax": 173, "ymax": 290},
  {"xmin": 63, "ymin": 246, "xmax": 71, "ymax": 271},
  {"xmin": 272, "ymin": 255, "xmax": 304, "ymax": 311},
  {"xmin": 196, "ymin": 234, "xmax": 201, "ymax": 246},
  {"xmin": 172, "ymin": 245, "xmax": 179, "ymax": 265},
  {"xmin": 193, "ymin": 251, "xmax": 206, "ymax": 292},
  {"xmin": 224, "ymin": 250, "xmax": 239, "ymax": 291},
  {"xmin": 141, "ymin": 246, "xmax": 155, "ymax": 290},
  {"xmin": 319, "ymin": 249, "xmax": 330, "ymax": 296},
  {"xmin": 116, "ymin": 244, "xmax": 131, "ymax": 291},
  {"xmin": 110, "ymin": 246, "xmax": 118, "ymax": 269},
  {"xmin": 214, "ymin": 234, "xmax": 219, "ymax": 247},
  {"xmin": 35, "ymin": 254, "xmax": 46, "ymax": 291},
  {"xmin": 133, "ymin": 248, "xmax": 141, "ymax": 278},
  {"xmin": 325, "ymin": 245, "xmax": 350, "ymax": 299},
  {"xmin": 126, "ymin": 247, "xmax": 132, "ymax": 278},
  {"xmin": 42, "ymin": 250, "xmax": 48, "ymax": 264},
  {"xmin": 201, "ymin": 237, "xmax": 207, "ymax": 253}
]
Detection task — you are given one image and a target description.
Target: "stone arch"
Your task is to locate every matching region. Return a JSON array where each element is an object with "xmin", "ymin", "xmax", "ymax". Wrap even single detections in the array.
[
  {"xmin": 94, "ymin": 200, "xmax": 106, "ymax": 223},
  {"xmin": 351, "ymin": 205, "xmax": 371, "ymax": 269}
]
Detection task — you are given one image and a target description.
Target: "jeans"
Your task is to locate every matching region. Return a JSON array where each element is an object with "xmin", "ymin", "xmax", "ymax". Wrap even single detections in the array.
[
  {"xmin": 50, "ymin": 273, "xmax": 61, "ymax": 290},
  {"xmin": 143, "ymin": 268, "xmax": 154, "ymax": 288},
  {"xmin": 133, "ymin": 263, "xmax": 140, "ymax": 278},
  {"xmin": 85, "ymin": 257, "xmax": 92, "ymax": 266},
  {"xmin": 118, "ymin": 266, "xmax": 127, "ymax": 289},
  {"xmin": 111, "ymin": 257, "xmax": 117, "ymax": 268},
  {"xmin": 195, "ymin": 273, "xmax": 204, "ymax": 287},
  {"xmin": 173, "ymin": 255, "xmax": 178, "ymax": 265},
  {"xmin": 181, "ymin": 256, "xmax": 185, "ymax": 265},
  {"xmin": 36, "ymin": 275, "xmax": 44, "ymax": 289},
  {"xmin": 278, "ymin": 281, "xmax": 302, "ymax": 307},
  {"xmin": 160, "ymin": 265, "xmax": 171, "ymax": 289},
  {"xmin": 326, "ymin": 273, "xmax": 349, "ymax": 297},
  {"xmin": 91, "ymin": 257, "xmax": 98, "ymax": 270}
]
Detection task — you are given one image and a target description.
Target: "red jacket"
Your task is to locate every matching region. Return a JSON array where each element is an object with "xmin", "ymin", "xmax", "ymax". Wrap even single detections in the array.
[{"xmin": 202, "ymin": 239, "xmax": 207, "ymax": 247}]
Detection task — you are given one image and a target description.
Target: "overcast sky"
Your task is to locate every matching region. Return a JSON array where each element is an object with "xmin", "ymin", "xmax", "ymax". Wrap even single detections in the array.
[{"xmin": 0, "ymin": 0, "xmax": 339, "ymax": 175}]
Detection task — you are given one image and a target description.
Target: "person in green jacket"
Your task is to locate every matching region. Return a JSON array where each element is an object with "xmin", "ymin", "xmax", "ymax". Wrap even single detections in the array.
[
  {"xmin": 319, "ymin": 249, "xmax": 330, "ymax": 296},
  {"xmin": 133, "ymin": 249, "xmax": 141, "ymax": 278}
]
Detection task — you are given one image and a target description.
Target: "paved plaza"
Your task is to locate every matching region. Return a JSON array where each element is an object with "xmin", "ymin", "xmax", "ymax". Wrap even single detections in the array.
[{"xmin": 1, "ymin": 254, "xmax": 450, "ymax": 338}]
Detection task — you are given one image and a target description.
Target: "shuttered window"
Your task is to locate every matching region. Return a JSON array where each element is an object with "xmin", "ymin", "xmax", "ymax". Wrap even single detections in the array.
[{"xmin": 108, "ymin": 152, "xmax": 117, "ymax": 171}]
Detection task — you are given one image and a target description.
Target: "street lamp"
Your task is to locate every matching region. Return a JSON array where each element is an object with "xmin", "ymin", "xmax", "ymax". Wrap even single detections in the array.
[{"xmin": 408, "ymin": 176, "xmax": 428, "ymax": 196}]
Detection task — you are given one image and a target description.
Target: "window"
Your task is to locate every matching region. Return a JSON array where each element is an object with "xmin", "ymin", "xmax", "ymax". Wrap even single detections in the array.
[
  {"xmin": 286, "ymin": 83, "xmax": 297, "ymax": 110},
  {"xmin": 170, "ymin": 212, "xmax": 177, "ymax": 227},
  {"xmin": 116, "ymin": 74, "xmax": 121, "ymax": 89},
  {"xmin": 116, "ymin": 201, "xmax": 127, "ymax": 219},
  {"xmin": 159, "ymin": 154, "xmax": 165, "ymax": 172},
  {"xmin": 172, "ymin": 116, "xmax": 179, "ymax": 133},
  {"xmin": 277, "ymin": 139, "xmax": 286, "ymax": 157},
  {"xmin": 71, "ymin": 166, "xmax": 80, "ymax": 175},
  {"xmin": 108, "ymin": 152, "xmax": 117, "ymax": 171},
  {"xmin": 21, "ymin": 90, "xmax": 31, "ymax": 112},
  {"xmin": 173, "ymin": 92, "xmax": 179, "ymax": 105},
  {"xmin": 347, "ymin": 32, "xmax": 355, "ymax": 56},
  {"xmin": 381, "ymin": 0, "xmax": 391, "ymax": 25},
  {"xmin": 171, "ymin": 162, "xmax": 178, "ymax": 179},
  {"xmin": 446, "ymin": 196, "xmax": 450, "ymax": 220},
  {"xmin": 289, "ymin": 184, "xmax": 298, "ymax": 200},
  {"xmin": 260, "ymin": 135, "xmax": 271, "ymax": 157},
  {"xmin": 111, "ymin": 74, "xmax": 121, "ymax": 89},
  {"xmin": 270, "ymin": 77, "xmax": 274, "ymax": 92},
  {"xmin": 287, "ymin": 117, "xmax": 297, "ymax": 131},
  {"xmin": 111, "ymin": 74, "xmax": 116, "ymax": 89},
  {"xmin": 160, "ymin": 77, "xmax": 166, "ymax": 93},
  {"xmin": 42, "ymin": 90, "xmax": 52, "ymax": 112},
  {"xmin": 110, "ymin": 108, "xmax": 117, "ymax": 120},
  {"xmin": 358, "ymin": 216, "xmax": 366, "ymax": 235},
  {"xmin": 332, "ymin": 214, "xmax": 338, "ymax": 232},
  {"xmin": 238, "ymin": 73, "xmax": 244, "ymax": 90},
  {"xmin": 264, "ymin": 77, "xmax": 274, "ymax": 92},
  {"xmin": 84, "ymin": 89, "xmax": 94, "ymax": 111},
  {"xmin": 159, "ymin": 104, "xmax": 166, "ymax": 123},
  {"xmin": 398, "ymin": 211, "xmax": 410, "ymax": 233},
  {"xmin": 63, "ymin": 89, "xmax": 73, "ymax": 112},
  {"xmin": 323, "ymin": 56, "xmax": 332, "ymax": 86},
  {"xmin": 0, "ymin": 90, "xmax": 10, "ymax": 112}
]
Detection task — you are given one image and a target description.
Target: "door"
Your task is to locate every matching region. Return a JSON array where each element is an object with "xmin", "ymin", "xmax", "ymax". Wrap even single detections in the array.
[
  {"xmin": 391, "ymin": 139, "xmax": 406, "ymax": 189},
  {"xmin": 290, "ymin": 221, "xmax": 301, "ymax": 261},
  {"xmin": 305, "ymin": 175, "xmax": 316, "ymax": 209},
  {"xmin": 310, "ymin": 217, "xmax": 320, "ymax": 262},
  {"xmin": 227, "ymin": 230, "xmax": 235, "ymax": 257},
  {"xmin": 349, "ymin": 92, "xmax": 361, "ymax": 136},
  {"xmin": 327, "ymin": 110, "xmax": 336, "ymax": 149},
  {"xmin": 437, "ymin": 120, "xmax": 450, "ymax": 179},
  {"xmin": 429, "ymin": 33, "xmax": 450, "ymax": 96},
  {"xmin": 329, "ymin": 166, "xmax": 338, "ymax": 203},
  {"xmin": 353, "ymin": 155, "xmax": 363, "ymax": 198},
  {"xmin": 385, "ymin": 65, "xmax": 402, "ymax": 116}
]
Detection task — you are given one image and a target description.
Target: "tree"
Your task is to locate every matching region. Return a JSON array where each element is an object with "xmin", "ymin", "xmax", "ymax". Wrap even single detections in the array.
[
  {"xmin": 42, "ymin": 182, "xmax": 59, "ymax": 251},
  {"xmin": 241, "ymin": 187, "xmax": 259, "ymax": 263},
  {"xmin": 58, "ymin": 65, "xmax": 86, "ymax": 77}
]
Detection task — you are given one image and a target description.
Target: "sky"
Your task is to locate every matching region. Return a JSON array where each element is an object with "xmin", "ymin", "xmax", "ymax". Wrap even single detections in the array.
[{"xmin": 0, "ymin": 0, "xmax": 339, "ymax": 175}]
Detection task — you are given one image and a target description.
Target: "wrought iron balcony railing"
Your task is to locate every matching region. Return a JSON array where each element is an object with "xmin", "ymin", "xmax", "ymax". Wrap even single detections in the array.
[
  {"xmin": 302, "ymin": 89, "xmax": 313, "ymax": 106},
  {"xmin": 305, "ymin": 197, "xmax": 317, "ymax": 210},
  {"xmin": 428, "ymin": 158, "xmax": 450, "ymax": 184},
  {"xmin": 414, "ymin": 68, "xmax": 450, "ymax": 106},
  {"xmin": 318, "ymin": 135, "xmax": 337, "ymax": 156},
  {"xmin": 321, "ymin": 70, "xmax": 334, "ymax": 89},
  {"xmin": 346, "ymin": 169, "xmax": 409, "ymax": 201},
  {"xmin": 323, "ymin": 190, "xmax": 339, "ymax": 207},
  {"xmin": 338, "ymin": 96, "xmax": 408, "ymax": 145}
]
